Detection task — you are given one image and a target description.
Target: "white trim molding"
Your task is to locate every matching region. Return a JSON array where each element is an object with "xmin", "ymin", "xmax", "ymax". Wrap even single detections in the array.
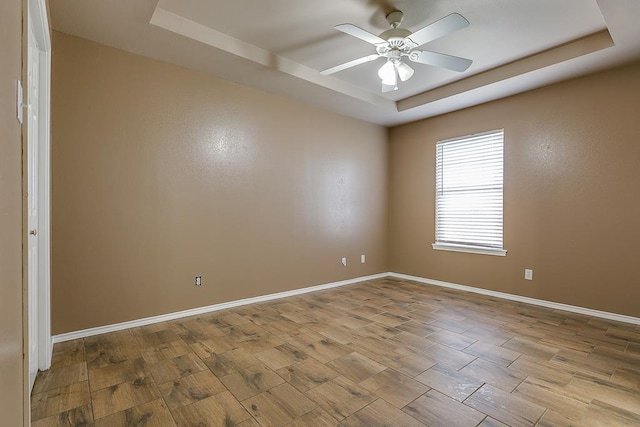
[
  {"xmin": 53, "ymin": 273, "xmax": 390, "ymax": 343},
  {"xmin": 432, "ymin": 243, "xmax": 507, "ymax": 257},
  {"xmin": 53, "ymin": 270, "xmax": 640, "ymax": 344},
  {"xmin": 389, "ymin": 272, "xmax": 640, "ymax": 326},
  {"xmin": 26, "ymin": 0, "xmax": 52, "ymax": 376},
  {"xmin": 37, "ymin": 44, "xmax": 52, "ymax": 371}
]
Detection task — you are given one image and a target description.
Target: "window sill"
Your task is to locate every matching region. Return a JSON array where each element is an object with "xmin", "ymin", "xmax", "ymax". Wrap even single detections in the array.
[{"xmin": 432, "ymin": 243, "xmax": 507, "ymax": 257}]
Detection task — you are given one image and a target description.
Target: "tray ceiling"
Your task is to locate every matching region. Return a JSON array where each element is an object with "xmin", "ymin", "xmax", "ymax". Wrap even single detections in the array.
[{"xmin": 51, "ymin": 0, "xmax": 640, "ymax": 126}]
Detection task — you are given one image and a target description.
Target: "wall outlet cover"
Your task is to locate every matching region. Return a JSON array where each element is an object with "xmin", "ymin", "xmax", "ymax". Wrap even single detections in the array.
[{"xmin": 524, "ymin": 269, "xmax": 533, "ymax": 280}]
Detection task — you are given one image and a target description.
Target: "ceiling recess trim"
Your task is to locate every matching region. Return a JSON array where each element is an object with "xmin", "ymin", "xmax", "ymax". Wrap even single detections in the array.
[
  {"xmin": 150, "ymin": 4, "xmax": 617, "ymax": 119},
  {"xmin": 150, "ymin": 6, "xmax": 396, "ymax": 111},
  {"xmin": 399, "ymin": 29, "xmax": 615, "ymax": 112}
]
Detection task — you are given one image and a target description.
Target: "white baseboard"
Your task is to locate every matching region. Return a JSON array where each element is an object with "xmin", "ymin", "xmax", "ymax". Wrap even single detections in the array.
[
  {"xmin": 52, "ymin": 272, "xmax": 390, "ymax": 344},
  {"xmin": 52, "ymin": 270, "xmax": 639, "ymax": 345},
  {"xmin": 389, "ymin": 272, "xmax": 640, "ymax": 326}
]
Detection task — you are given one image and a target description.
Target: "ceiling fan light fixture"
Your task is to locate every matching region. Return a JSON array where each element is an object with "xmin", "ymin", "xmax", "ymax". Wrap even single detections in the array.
[
  {"xmin": 381, "ymin": 83, "xmax": 398, "ymax": 92},
  {"xmin": 378, "ymin": 60, "xmax": 397, "ymax": 86},
  {"xmin": 397, "ymin": 61, "xmax": 414, "ymax": 82}
]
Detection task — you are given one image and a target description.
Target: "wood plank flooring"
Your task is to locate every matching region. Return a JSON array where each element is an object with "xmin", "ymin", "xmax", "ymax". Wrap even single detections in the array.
[{"xmin": 31, "ymin": 277, "xmax": 640, "ymax": 426}]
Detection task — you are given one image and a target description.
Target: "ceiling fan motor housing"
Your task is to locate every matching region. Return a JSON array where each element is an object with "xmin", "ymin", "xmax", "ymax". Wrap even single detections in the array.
[
  {"xmin": 380, "ymin": 28, "xmax": 412, "ymax": 42},
  {"xmin": 377, "ymin": 29, "xmax": 414, "ymax": 57}
]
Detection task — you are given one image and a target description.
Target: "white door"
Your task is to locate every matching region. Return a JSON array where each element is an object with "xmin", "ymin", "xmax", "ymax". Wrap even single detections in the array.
[
  {"xmin": 26, "ymin": 1, "xmax": 52, "ymax": 402},
  {"xmin": 27, "ymin": 16, "xmax": 41, "ymax": 391}
]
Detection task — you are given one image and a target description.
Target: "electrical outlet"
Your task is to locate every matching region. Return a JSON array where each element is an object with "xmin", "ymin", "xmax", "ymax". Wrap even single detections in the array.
[
  {"xmin": 341, "ymin": 257, "xmax": 347, "ymax": 267},
  {"xmin": 524, "ymin": 269, "xmax": 533, "ymax": 281},
  {"xmin": 361, "ymin": 254, "xmax": 366, "ymax": 263},
  {"xmin": 195, "ymin": 275, "xmax": 202, "ymax": 287}
]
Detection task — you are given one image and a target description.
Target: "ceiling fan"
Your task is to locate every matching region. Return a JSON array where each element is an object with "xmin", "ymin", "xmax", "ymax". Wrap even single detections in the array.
[{"xmin": 321, "ymin": 10, "xmax": 473, "ymax": 92}]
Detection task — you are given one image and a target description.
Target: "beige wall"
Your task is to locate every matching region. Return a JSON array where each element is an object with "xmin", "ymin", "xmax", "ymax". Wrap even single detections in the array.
[
  {"xmin": 0, "ymin": 0, "xmax": 26, "ymax": 425},
  {"xmin": 52, "ymin": 28, "xmax": 640, "ymax": 335},
  {"xmin": 51, "ymin": 32, "xmax": 388, "ymax": 334},
  {"xmin": 389, "ymin": 61, "xmax": 640, "ymax": 318}
]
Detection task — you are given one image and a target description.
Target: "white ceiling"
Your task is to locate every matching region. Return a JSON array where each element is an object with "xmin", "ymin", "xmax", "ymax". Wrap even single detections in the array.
[{"xmin": 51, "ymin": 0, "xmax": 640, "ymax": 126}]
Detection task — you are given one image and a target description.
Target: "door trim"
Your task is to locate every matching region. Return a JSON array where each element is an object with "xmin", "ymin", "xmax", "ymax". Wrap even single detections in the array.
[{"xmin": 26, "ymin": 0, "xmax": 52, "ymax": 377}]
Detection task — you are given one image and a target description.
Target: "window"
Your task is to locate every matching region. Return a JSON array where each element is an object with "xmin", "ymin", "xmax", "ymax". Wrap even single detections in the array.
[{"xmin": 433, "ymin": 129, "xmax": 506, "ymax": 256}]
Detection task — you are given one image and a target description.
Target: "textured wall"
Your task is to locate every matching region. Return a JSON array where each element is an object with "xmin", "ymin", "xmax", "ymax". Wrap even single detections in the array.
[
  {"xmin": 0, "ymin": 0, "xmax": 26, "ymax": 424},
  {"xmin": 389, "ymin": 61, "xmax": 640, "ymax": 317},
  {"xmin": 51, "ymin": 32, "xmax": 388, "ymax": 334}
]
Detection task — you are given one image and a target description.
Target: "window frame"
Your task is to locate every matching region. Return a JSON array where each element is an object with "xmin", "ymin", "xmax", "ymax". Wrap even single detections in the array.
[{"xmin": 432, "ymin": 129, "xmax": 507, "ymax": 257}]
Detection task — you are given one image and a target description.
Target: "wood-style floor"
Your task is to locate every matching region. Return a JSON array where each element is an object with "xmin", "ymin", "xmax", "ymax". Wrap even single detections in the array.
[{"xmin": 31, "ymin": 277, "xmax": 640, "ymax": 426}]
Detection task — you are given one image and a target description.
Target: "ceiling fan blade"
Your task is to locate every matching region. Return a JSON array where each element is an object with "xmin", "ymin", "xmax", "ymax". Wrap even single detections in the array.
[
  {"xmin": 320, "ymin": 54, "xmax": 380, "ymax": 75},
  {"xmin": 407, "ymin": 13, "xmax": 470, "ymax": 48},
  {"xmin": 335, "ymin": 23, "xmax": 387, "ymax": 45},
  {"xmin": 409, "ymin": 50, "xmax": 472, "ymax": 72}
]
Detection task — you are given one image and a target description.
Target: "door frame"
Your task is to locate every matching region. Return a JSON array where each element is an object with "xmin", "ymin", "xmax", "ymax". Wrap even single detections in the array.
[{"xmin": 26, "ymin": 0, "xmax": 52, "ymax": 386}]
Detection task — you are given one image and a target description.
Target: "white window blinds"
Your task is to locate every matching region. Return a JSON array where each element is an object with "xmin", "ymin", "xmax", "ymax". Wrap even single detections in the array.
[{"xmin": 434, "ymin": 129, "xmax": 505, "ymax": 255}]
